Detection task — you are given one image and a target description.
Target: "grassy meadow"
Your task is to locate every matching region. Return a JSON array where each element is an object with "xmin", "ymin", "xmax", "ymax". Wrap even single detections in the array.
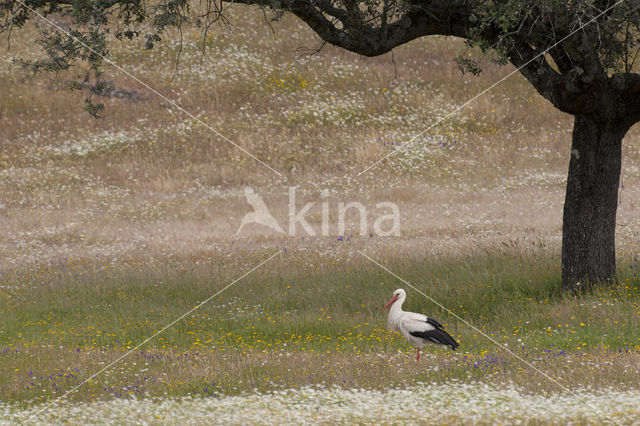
[{"xmin": 2, "ymin": 5, "xmax": 640, "ymax": 423}]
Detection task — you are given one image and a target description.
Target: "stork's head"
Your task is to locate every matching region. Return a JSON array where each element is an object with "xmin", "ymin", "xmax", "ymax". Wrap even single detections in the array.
[{"xmin": 381, "ymin": 288, "xmax": 405, "ymax": 311}]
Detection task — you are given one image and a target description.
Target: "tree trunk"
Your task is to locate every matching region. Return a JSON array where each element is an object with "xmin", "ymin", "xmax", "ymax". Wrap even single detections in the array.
[{"xmin": 562, "ymin": 114, "xmax": 627, "ymax": 291}]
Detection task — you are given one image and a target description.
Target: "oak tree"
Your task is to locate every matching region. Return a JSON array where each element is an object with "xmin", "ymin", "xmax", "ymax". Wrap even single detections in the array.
[{"xmin": 2, "ymin": 0, "xmax": 640, "ymax": 291}]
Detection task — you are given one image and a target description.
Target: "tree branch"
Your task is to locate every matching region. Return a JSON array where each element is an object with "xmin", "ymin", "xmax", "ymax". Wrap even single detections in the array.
[
  {"xmin": 233, "ymin": 0, "xmax": 470, "ymax": 56},
  {"xmin": 508, "ymin": 40, "xmax": 604, "ymax": 115},
  {"xmin": 610, "ymin": 72, "xmax": 640, "ymax": 125}
]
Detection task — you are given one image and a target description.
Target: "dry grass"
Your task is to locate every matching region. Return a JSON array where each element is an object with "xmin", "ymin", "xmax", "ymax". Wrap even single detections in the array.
[
  {"xmin": 1, "ymin": 7, "xmax": 639, "ymax": 267},
  {"xmin": 4, "ymin": 344, "xmax": 640, "ymax": 404}
]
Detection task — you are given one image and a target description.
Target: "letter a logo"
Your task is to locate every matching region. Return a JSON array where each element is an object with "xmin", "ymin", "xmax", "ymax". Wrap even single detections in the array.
[{"xmin": 236, "ymin": 188, "xmax": 284, "ymax": 235}]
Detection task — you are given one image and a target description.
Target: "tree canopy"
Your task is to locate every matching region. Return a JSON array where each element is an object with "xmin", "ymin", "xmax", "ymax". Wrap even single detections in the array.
[{"xmin": 3, "ymin": 1, "xmax": 640, "ymax": 119}]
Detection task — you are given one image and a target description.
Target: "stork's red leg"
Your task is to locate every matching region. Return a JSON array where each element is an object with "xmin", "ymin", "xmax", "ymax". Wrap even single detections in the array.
[{"xmin": 416, "ymin": 348, "xmax": 420, "ymax": 364}]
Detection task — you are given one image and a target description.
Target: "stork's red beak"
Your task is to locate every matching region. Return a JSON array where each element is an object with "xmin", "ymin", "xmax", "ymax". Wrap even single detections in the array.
[{"xmin": 381, "ymin": 296, "xmax": 398, "ymax": 312}]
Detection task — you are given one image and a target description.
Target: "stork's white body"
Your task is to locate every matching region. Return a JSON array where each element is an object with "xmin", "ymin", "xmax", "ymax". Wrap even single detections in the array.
[
  {"xmin": 387, "ymin": 304, "xmax": 435, "ymax": 349},
  {"xmin": 382, "ymin": 289, "xmax": 459, "ymax": 362}
]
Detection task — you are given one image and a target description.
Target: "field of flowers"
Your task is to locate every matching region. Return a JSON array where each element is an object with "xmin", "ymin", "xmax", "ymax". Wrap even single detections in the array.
[
  {"xmin": 1, "ymin": 4, "xmax": 640, "ymax": 424},
  {"xmin": 4, "ymin": 383, "xmax": 640, "ymax": 424}
]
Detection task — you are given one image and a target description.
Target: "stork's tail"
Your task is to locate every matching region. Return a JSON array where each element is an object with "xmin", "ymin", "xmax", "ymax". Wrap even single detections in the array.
[{"xmin": 443, "ymin": 331, "xmax": 460, "ymax": 350}]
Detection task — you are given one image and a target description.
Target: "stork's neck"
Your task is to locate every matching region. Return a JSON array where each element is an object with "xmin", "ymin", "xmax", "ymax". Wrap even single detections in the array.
[{"xmin": 389, "ymin": 297, "xmax": 405, "ymax": 316}]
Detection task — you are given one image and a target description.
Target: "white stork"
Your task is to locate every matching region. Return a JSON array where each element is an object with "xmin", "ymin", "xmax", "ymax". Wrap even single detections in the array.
[{"xmin": 382, "ymin": 288, "xmax": 459, "ymax": 363}]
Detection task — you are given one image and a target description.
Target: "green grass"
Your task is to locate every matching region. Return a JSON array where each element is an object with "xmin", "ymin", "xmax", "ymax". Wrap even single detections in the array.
[
  {"xmin": 2, "ymin": 250, "xmax": 640, "ymax": 404},
  {"xmin": 3, "ymin": 250, "xmax": 639, "ymax": 352}
]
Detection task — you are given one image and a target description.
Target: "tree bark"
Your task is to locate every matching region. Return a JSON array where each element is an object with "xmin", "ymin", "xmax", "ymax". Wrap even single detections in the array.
[{"xmin": 562, "ymin": 114, "xmax": 627, "ymax": 291}]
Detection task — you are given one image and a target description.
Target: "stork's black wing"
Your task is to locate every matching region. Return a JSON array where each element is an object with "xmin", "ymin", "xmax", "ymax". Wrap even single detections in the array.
[
  {"xmin": 425, "ymin": 317, "xmax": 444, "ymax": 329},
  {"xmin": 410, "ymin": 328, "xmax": 459, "ymax": 350}
]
